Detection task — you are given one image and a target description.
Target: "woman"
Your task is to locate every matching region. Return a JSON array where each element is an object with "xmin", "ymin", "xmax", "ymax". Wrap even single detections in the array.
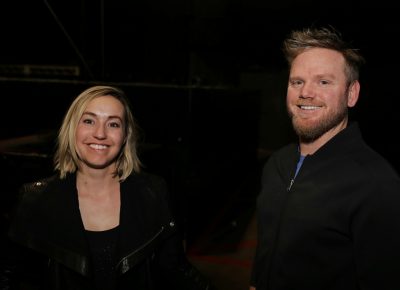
[{"xmin": 1, "ymin": 86, "xmax": 210, "ymax": 290}]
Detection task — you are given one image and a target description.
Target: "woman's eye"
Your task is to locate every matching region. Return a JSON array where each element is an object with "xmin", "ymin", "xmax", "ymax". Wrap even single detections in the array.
[
  {"xmin": 82, "ymin": 119, "xmax": 94, "ymax": 124},
  {"xmin": 109, "ymin": 122, "xmax": 121, "ymax": 128}
]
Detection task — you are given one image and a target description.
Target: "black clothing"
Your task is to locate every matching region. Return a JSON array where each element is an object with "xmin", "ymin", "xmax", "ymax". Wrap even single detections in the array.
[
  {"xmin": 85, "ymin": 226, "xmax": 119, "ymax": 290},
  {"xmin": 1, "ymin": 172, "xmax": 210, "ymax": 290},
  {"xmin": 251, "ymin": 123, "xmax": 400, "ymax": 290}
]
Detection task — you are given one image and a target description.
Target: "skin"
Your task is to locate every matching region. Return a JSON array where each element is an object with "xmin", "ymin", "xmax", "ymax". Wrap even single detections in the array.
[
  {"xmin": 286, "ymin": 47, "xmax": 360, "ymax": 156},
  {"xmin": 249, "ymin": 48, "xmax": 360, "ymax": 290},
  {"xmin": 75, "ymin": 95, "xmax": 126, "ymax": 231}
]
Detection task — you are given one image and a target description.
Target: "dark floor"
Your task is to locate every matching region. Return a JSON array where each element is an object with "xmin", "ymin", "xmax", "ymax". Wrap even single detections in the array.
[
  {"xmin": 183, "ymin": 166, "xmax": 260, "ymax": 290},
  {"xmin": 187, "ymin": 207, "xmax": 256, "ymax": 290}
]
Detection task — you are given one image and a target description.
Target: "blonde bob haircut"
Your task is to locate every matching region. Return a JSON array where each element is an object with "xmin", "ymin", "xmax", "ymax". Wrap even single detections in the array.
[{"xmin": 54, "ymin": 85, "xmax": 142, "ymax": 181}]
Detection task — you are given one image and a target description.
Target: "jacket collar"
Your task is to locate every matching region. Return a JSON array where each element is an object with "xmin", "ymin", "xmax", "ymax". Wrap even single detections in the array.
[
  {"xmin": 276, "ymin": 122, "xmax": 365, "ymax": 180},
  {"xmin": 303, "ymin": 122, "xmax": 364, "ymax": 163}
]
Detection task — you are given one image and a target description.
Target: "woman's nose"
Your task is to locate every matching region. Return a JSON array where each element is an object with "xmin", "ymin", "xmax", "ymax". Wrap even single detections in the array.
[{"xmin": 94, "ymin": 124, "xmax": 106, "ymax": 139}]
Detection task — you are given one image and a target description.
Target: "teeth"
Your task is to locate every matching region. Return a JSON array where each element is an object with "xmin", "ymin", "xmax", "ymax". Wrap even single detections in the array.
[
  {"xmin": 90, "ymin": 144, "xmax": 107, "ymax": 150},
  {"xmin": 300, "ymin": 105, "xmax": 319, "ymax": 110}
]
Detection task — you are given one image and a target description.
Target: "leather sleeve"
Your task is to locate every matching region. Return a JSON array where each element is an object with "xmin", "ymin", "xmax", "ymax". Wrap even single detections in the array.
[
  {"xmin": 0, "ymin": 234, "xmax": 46, "ymax": 290},
  {"xmin": 155, "ymin": 230, "xmax": 213, "ymax": 290},
  {"xmin": 146, "ymin": 173, "xmax": 214, "ymax": 290}
]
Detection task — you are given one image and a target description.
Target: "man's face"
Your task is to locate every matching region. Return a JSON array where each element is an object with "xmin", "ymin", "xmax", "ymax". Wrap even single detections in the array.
[{"xmin": 286, "ymin": 47, "xmax": 358, "ymax": 142}]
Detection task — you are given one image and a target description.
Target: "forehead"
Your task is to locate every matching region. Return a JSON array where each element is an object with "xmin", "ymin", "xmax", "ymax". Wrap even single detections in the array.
[
  {"xmin": 84, "ymin": 95, "xmax": 125, "ymax": 115},
  {"xmin": 291, "ymin": 48, "xmax": 346, "ymax": 75}
]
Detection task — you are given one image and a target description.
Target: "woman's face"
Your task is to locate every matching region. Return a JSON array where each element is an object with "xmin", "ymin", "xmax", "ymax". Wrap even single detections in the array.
[{"xmin": 75, "ymin": 95, "xmax": 125, "ymax": 172}]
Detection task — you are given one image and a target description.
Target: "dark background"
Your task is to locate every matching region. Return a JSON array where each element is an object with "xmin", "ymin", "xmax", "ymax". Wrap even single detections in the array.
[{"xmin": 1, "ymin": 0, "xmax": 399, "ymax": 242}]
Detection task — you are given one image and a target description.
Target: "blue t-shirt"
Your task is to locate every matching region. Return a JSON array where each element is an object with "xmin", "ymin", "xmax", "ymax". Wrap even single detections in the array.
[{"xmin": 294, "ymin": 155, "xmax": 305, "ymax": 178}]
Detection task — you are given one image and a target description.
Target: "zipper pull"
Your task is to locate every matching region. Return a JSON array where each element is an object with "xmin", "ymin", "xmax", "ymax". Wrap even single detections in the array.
[{"xmin": 287, "ymin": 178, "xmax": 294, "ymax": 192}]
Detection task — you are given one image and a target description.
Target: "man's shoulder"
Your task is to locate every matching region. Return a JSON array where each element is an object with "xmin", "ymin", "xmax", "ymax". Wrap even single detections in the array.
[
  {"xmin": 261, "ymin": 143, "xmax": 298, "ymax": 173},
  {"xmin": 268, "ymin": 143, "xmax": 298, "ymax": 160}
]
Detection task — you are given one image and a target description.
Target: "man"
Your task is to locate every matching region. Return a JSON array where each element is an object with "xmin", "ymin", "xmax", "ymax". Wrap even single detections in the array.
[{"xmin": 250, "ymin": 27, "xmax": 400, "ymax": 290}]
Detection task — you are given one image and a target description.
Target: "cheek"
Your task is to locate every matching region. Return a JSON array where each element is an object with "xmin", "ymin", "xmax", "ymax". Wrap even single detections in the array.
[
  {"xmin": 75, "ymin": 126, "xmax": 87, "ymax": 142},
  {"xmin": 74, "ymin": 129, "xmax": 85, "ymax": 153},
  {"xmin": 286, "ymin": 89, "xmax": 298, "ymax": 102},
  {"xmin": 112, "ymin": 131, "xmax": 125, "ymax": 146},
  {"xmin": 286, "ymin": 93, "xmax": 297, "ymax": 109},
  {"xmin": 331, "ymin": 92, "xmax": 348, "ymax": 108}
]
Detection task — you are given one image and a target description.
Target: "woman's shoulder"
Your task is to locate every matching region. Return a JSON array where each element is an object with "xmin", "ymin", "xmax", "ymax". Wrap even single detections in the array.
[
  {"xmin": 125, "ymin": 171, "xmax": 167, "ymax": 191},
  {"xmin": 19, "ymin": 174, "xmax": 59, "ymax": 196},
  {"xmin": 11, "ymin": 175, "xmax": 62, "ymax": 219},
  {"xmin": 8, "ymin": 175, "xmax": 62, "ymax": 241},
  {"xmin": 122, "ymin": 171, "xmax": 172, "ymax": 209}
]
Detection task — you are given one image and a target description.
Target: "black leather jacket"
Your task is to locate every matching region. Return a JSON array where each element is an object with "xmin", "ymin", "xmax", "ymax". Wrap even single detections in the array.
[{"xmin": 1, "ymin": 172, "xmax": 210, "ymax": 290}]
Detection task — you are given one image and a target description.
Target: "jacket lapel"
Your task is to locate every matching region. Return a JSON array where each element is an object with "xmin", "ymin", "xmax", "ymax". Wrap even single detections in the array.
[{"xmin": 116, "ymin": 173, "xmax": 175, "ymax": 274}]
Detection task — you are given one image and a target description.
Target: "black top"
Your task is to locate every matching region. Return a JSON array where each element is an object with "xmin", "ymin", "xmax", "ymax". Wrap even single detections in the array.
[
  {"xmin": 251, "ymin": 122, "xmax": 400, "ymax": 289},
  {"xmin": 86, "ymin": 226, "xmax": 119, "ymax": 290}
]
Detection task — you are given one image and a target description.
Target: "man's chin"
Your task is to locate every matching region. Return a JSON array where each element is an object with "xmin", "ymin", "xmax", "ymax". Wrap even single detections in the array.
[{"xmin": 293, "ymin": 122, "xmax": 324, "ymax": 143}]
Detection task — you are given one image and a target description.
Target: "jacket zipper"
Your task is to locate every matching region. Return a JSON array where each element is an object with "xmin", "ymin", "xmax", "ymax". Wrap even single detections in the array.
[
  {"xmin": 116, "ymin": 226, "xmax": 165, "ymax": 272},
  {"xmin": 287, "ymin": 178, "xmax": 295, "ymax": 192},
  {"xmin": 266, "ymin": 158, "xmax": 300, "ymax": 287}
]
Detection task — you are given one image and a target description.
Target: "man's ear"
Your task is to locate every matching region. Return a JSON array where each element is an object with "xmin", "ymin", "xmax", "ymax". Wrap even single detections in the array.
[{"xmin": 347, "ymin": 80, "xmax": 360, "ymax": 108}]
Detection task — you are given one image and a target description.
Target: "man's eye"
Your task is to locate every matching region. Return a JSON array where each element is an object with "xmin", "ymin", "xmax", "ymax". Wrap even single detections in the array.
[
  {"xmin": 290, "ymin": 80, "xmax": 302, "ymax": 86},
  {"xmin": 320, "ymin": 80, "xmax": 330, "ymax": 85}
]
